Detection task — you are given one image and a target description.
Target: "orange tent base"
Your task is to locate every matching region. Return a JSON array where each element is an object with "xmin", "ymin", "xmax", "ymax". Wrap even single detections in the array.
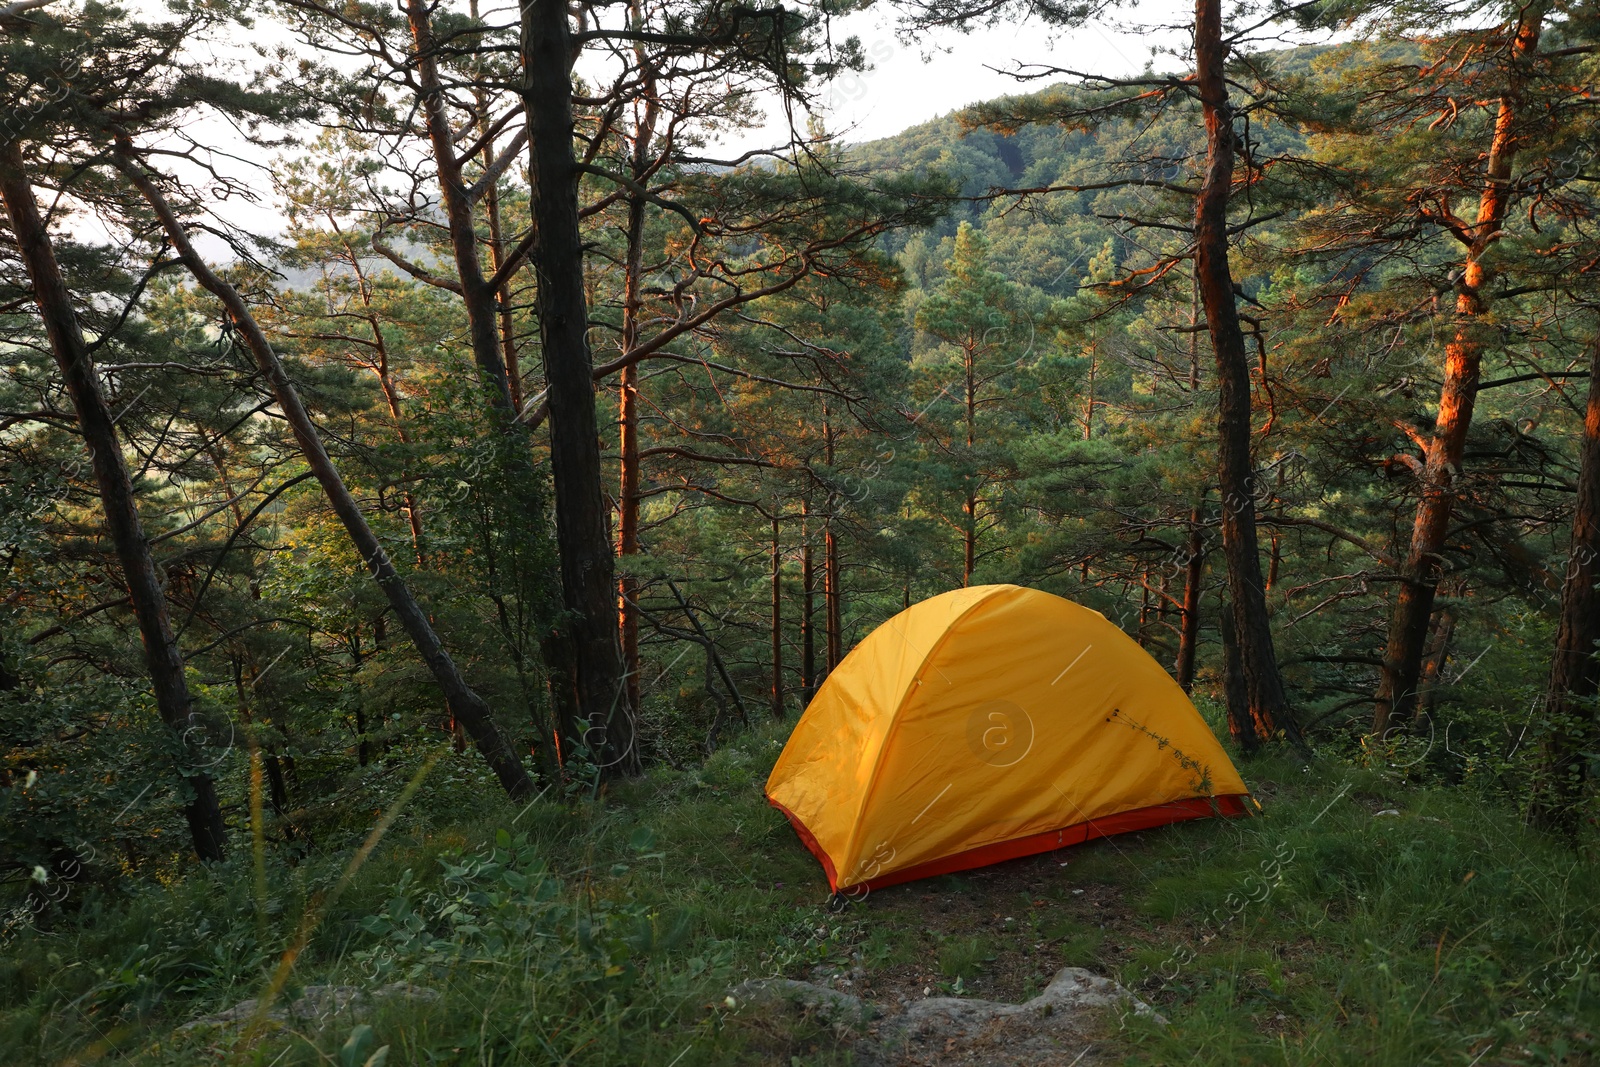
[{"xmin": 770, "ymin": 793, "xmax": 1251, "ymax": 894}]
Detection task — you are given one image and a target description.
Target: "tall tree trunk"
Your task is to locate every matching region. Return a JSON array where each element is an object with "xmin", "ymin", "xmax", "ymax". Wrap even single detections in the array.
[
  {"xmin": 1138, "ymin": 565, "xmax": 1153, "ymax": 645},
  {"xmin": 800, "ymin": 505, "xmax": 816, "ymax": 703},
  {"xmin": 403, "ymin": 0, "xmax": 515, "ymax": 416},
  {"xmin": 1175, "ymin": 505, "xmax": 1205, "ymax": 691},
  {"xmin": 1192, "ymin": 0, "xmax": 1301, "ymax": 750},
  {"xmin": 350, "ymin": 625, "xmax": 370, "ymax": 766},
  {"xmin": 1529, "ymin": 337, "xmax": 1600, "ymax": 831},
  {"xmin": 1413, "ymin": 603, "xmax": 1456, "ymax": 728},
  {"xmin": 1265, "ymin": 529, "xmax": 1280, "ymax": 592},
  {"xmin": 964, "ymin": 342, "xmax": 977, "ymax": 585},
  {"xmin": 771, "ymin": 515, "xmax": 784, "ymax": 719},
  {"xmin": 482, "ymin": 148, "xmax": 522, "ymax": 414},
  {"xmin": 1083, "ymin": 333, "xmax": 1097, "ymax": 440},
  {"xmin": 469, "ymin": 0, "xmax": 521, "ymax": 412},
  {"xmin": 616, "ymin": 75, "xmax": 657, "ymax": 733},
  {"xmin": 520, "ymin": 0, "xmax": 632, "ymax": 772},
  {"xmin": 825, "ymin": 522, "xmax": 842, "ymax": 674},
  {"xmin": 0, "ymin": 643, "xmax": 18, "ymax": 693},
  {"xmin": 617, "ymin": 363, "xmax": 642, "ymax": 723},
  {"xmin": 1219, "ymin": 603, "xmax": 1260, "ymax": 753},
  {"xmin": 1, "ymin": 145, "xmax": 227, "ymax": 861},
  {"xmin": 121, "ymin": 152, "xmax": 536, "ymax": 801},
  {"xmin": 1375, "ymin": 7, "xmax": 1545, "ymax": 735}
]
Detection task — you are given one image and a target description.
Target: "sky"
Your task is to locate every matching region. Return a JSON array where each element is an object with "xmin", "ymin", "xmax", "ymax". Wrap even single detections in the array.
[
  {"xmin": 800, "ymin": 3, "xmax": 1190, "ymax": 146},
  {"xmin": 116, "ymin": 0, "xmax": 1194, "ymax": 250}
]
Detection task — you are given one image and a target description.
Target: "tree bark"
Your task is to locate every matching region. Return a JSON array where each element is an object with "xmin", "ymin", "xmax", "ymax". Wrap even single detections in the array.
[
  {"xmin": 1175, "ymin": 508, "xmax": 1204, "ymax": 691},
  {"xmin": 1529, "ymin": 337, "xmax": 1600, "ymax": 831},
  {"xmin": 616, "ymin": 74, "xmax": 657, "ymax": 732},
  {"xmin": 1, "ymin": 144, "xmax": 227, "ymax": 861},
  {"xmin": 120, "ymin": 151, "xmax": 536, "ymax": 801},
  {"xmin": 1374, "ymin": 7, "xmax": 1545, "ymax": 735},
  {"xmin": 520, "ymin": 0, "xmax": 633, "ymax": 773},
  {"xmin": 1082, "ymin": 337, "xmax": 1096, "ymax": 440},
  {"xmin": 402, "ymin": 0, "xmax": 515, "ymax": 416},
  {"xmin": 824, "ymin": 521, "xmax": 842, "ymax": 673},
  {"xmin": 800, "ymin": 505, "xmax": 816, "ymax": 703},
  {"xmin": 964, "ymin": 340, "xmax": 977, "ymax": 585},
  {"xmin": 1192, "ymin": 0, "xmax": 1302, "ymax": 750},
  {"xmin": 1219, "ymin": 603, "xmax": 1259, "ymax": 753},
  {"xmin": 1412, "ymin": 603, "xmax": 1456, "ymax": 728},
  {"xmin": 482, "ymin": 145, "xmax": 522, "ymax": 414},
  {"xmin": 771, "ymin": 515, "xmax": 784, "ymax": 719}
]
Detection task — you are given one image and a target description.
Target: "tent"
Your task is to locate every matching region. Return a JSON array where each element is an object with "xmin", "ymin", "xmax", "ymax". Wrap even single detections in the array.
[{"xmin": 766, "ymin": 584, "xmax": 1251, "ymax": 893}]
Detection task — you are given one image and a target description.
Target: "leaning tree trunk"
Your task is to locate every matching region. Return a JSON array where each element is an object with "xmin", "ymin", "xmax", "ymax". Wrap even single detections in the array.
[
  {"xmin": 1529, "ymin": 337, "xmax": 1600, "ymax": 832},
  {"xmin": 120, "ymin": 151, "xmax": 536, "ymax": 802},
  {"xmin": 1374, "ymin": 7, "xmax": 1544, "ymax": 735},
  {"xmin": 1192, "ymin": 0, "xmax": 1302, "ymax": 750},
  {"xmin": 520, "ymin": 0, "xmax": 632, "ymax": 773},
  {"xmin": 1, "ymin": 144, "xmax": 227, "ymax": 861}
]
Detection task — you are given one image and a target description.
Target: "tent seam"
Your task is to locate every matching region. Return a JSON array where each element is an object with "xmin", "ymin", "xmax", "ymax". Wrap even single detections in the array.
[{"xmin": 840, "ymin": 584, "xmax": 1021, "ymax": 881}]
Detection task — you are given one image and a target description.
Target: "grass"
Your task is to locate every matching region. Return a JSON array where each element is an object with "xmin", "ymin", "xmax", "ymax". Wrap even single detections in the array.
[{"xmin": 1, "ymin": 725, "xmax": 1598, "ymax": 1065}]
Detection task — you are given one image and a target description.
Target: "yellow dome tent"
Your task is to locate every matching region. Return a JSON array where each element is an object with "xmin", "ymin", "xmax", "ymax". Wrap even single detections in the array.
[{"xmin": 766, "ymin": 584, "xmax": 1251, "ymax": 893}]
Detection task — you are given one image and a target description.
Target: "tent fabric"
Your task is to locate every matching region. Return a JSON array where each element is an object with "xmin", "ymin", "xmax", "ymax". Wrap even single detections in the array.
[{"xmin": 765, "ymin": 584, "xmax": 1250, "ymax": 892}]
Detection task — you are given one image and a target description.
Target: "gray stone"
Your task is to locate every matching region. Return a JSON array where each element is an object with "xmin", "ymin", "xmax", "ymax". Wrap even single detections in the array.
[
  {"xmin": 730, "ymin": 965, "xmax": 1160, "ymax": 1065},
  {"xmin": 180, "ymin": 982, "xmax": 440, "ymax": 1031}
]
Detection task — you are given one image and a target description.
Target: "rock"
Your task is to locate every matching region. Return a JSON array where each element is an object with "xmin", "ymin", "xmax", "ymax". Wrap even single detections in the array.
[
  {"xmin": 729, "ymin": 976, "xmax": 880, "ymax": 1033},
  {"xmin": 890, "ymin": 967, "xmax": 1163, "ymax": 1064},
  {"xmin": 180, "ymin": 982, "xmax": 440, "ymax": 1032},
  {"xmin": 730, "ymin": 966, "xmax": 1159, "ymax": 1066}
]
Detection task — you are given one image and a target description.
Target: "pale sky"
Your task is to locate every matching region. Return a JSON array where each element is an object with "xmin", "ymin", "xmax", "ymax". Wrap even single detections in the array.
[
  {"xmin": 112, "ymin": 0, "xmax": 1195, "ymax": 248},
  {"xmin": 808, "ymin": 4, "xmax": 1190, "ymax": 145}
]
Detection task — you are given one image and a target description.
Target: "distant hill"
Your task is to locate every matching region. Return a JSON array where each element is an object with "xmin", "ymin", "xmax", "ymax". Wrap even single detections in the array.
[{"xmin": 841, "ymin": 43, "xmax": 1357, "ymax": 298}]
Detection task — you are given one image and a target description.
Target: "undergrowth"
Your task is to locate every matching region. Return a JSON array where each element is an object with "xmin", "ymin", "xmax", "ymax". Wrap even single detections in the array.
[{"xmin": 1, "ymin": 724, "xmax": 1596, "ymax": 1065}]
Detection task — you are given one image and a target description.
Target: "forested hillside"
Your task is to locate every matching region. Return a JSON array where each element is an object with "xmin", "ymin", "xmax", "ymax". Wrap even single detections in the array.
[{"xmin": 3, "ymin": 0, "xmax": 1600, "ymax": 1061}]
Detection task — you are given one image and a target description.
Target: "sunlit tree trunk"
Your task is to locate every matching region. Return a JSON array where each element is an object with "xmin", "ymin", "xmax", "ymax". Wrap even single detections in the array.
[
  {"xmin": 1082, "ymin": 336, "xmax": 1097, "ymax": 440},
  {"xmin": 616, "ymin": 67, "xmax": 658, "ymax": 731},
  {"xmin": 964, "ymin": 340, "xmax": 977, "ymax": 585},
  {"xmin": 1, "ymin": 145, "xmax": 227, "ymax": 860},
  {"xmin": 1375, "ymin": 7, "xmax": 1545, "ymax": 735},
  {"xmin": 1138, "ymin": 565, "xmax": 1153, "ymax": 645}
]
